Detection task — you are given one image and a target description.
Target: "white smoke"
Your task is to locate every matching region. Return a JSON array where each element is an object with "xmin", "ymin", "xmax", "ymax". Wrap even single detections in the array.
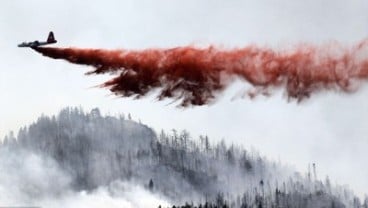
[
  {"xmin": 0, "ymin": 148, "xmax": 171, "ymax": 208},
  {"xmin": 40, "ymin": 183, "xmax": 171, "ymax": 208}
]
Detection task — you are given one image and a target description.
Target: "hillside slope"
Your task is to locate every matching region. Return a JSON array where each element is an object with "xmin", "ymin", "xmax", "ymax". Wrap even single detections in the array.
[{"xmin": 1, "ymin": 107, "xmax": 366, "ymax": 207}]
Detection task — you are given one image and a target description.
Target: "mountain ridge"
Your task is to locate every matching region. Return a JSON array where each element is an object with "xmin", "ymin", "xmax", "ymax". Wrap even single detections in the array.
[{"xmin": 1, "ymin": 107, "xmax": 366, "ymax": 207}]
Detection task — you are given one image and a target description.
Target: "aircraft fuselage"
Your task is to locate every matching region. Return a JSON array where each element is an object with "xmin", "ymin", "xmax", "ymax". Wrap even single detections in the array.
[{"xmin": 18, "ymin": 41, "xmax": 56, "ymax": 48}]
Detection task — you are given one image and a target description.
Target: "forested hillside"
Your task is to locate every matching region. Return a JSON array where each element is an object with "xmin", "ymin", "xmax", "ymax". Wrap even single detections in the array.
[{"xmin": 1, "ymin": 107, "xmax": 366, "ymax": 207}]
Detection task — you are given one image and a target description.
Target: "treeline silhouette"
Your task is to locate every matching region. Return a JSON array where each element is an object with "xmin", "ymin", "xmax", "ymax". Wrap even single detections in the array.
[
  {"xmin": 160, "ymin": 189, "xmax": 365, "ymax": 208},
  {"xmin": 1, "ymin": 107, "xmax": 366, "ymax": 207}
]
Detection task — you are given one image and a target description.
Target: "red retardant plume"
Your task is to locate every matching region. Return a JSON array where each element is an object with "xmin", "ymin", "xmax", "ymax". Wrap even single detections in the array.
[{"xmin": 33, "ymin": 41, "xmax": 368, "ymax": 106}]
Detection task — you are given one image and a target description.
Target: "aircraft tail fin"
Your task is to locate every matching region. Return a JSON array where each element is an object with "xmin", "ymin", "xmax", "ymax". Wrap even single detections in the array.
[{"xmin": 47, "ymin": 31, "xmax": 56, "ymax": 43}]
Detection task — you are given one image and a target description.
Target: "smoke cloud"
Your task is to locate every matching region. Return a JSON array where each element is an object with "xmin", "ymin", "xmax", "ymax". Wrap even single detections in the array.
[
  {"xmin": 0, "ymin": 148, "xmax": 171, "ymax": 208},
  {"xmin": 33, "ymin": 40, "xmax": 368, "ymax": 106}
]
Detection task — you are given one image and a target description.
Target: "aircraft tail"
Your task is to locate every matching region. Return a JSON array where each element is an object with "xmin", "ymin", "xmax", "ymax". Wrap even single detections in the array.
[{"xmin": 47, "ymin": 31, "xmax": 56, "ymax": 43}]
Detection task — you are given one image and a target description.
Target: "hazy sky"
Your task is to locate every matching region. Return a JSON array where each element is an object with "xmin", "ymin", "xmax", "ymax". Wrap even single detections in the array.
[{"xmin": 1, "ymin": 0, "xmax": 367, "ymax": 197}]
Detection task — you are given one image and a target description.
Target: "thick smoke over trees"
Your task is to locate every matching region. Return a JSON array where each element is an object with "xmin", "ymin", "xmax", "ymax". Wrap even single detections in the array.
[
  {"xmin": 33, "ymin": 40, "xmax": 368, "ymax": 106},
  {"xmin": 0, "ymin": 107, "xmax": 366, "ymax": 207}
]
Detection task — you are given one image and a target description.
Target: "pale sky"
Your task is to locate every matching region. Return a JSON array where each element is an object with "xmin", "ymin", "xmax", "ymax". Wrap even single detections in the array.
[{"xmin": 1, "ymin": 0, "xmax": 367, "ymax": 197}]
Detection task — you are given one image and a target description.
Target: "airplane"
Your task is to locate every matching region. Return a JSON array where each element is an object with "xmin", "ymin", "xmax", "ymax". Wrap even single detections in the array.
[{"xmin": 18, "ymin": 31, "xmax": 57, "ymax": 48}]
